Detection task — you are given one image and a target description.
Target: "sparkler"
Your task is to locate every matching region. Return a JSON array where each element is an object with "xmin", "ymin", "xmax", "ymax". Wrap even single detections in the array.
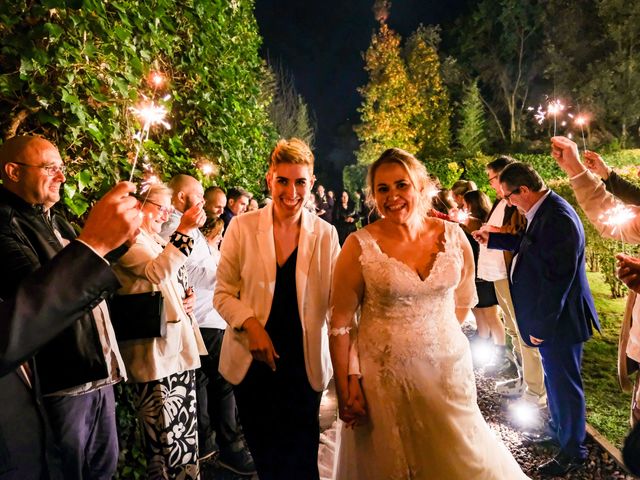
[
  {"xmin": 599, "ymin": 203, "xmax": 635, "ymax": 253},
  {"xmin": 574, "ymin": 115, "xmax": 589, "ymax": 153},
  {"xmin": 128, "ymin": 95, "xmax": 171, "ymax": 182},
  {"xmin": 547, "ymin": 99, "xmax": 565, "ymax": 136},
  {"xmin": 532, "ymin": 99, "xmax": 566, "ymax": 136}
]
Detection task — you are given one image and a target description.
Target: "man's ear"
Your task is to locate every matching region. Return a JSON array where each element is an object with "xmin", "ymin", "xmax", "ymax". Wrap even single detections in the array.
[{"xmin": 3, "ymin": 163, "xmax": 21, "ymax": 183}]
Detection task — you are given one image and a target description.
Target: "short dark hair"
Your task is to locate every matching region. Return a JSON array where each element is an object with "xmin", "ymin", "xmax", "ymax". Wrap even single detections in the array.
[
  {"xmin": 499, "ymin": 162, "xmax": 544, "ymax": 192},
  {"xmin": 487, "ymin": 155, "xmax": 516, "ymax": 174},
  {"xmin": 227, "ymin": 187, "xmax": 251, "ymax": 201},
  {"xmin": 204, "ymin": 186, "xmax": 225, "ymax": 196}
]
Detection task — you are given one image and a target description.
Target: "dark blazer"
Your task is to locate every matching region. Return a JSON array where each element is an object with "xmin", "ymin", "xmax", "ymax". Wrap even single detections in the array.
[
  {"xmin": 0, "ymin": 187, "xmax": 110, "ymax": 394},
  {"xmin": 488, "ymin": 191, "xmax": 600, "ymax": 347},
  {"xmin": 0, "ymin": 241, "xmax": 120, "ymax": 480},
  {"xmin": 604, "ymin": 171, "xmax": 640, "ymax": 206}
]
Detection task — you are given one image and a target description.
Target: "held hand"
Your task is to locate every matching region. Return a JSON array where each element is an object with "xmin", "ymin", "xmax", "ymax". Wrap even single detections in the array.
[
  {"xmin": 529, "ymin": 335, "xmax": 544, "ymax": 346},
  {"xmin": 77, "ymin": 181, "xmax": 142, "ymax": 257},
  {"xmin": 336, "ymin": 376, "xmax": 367, "ymax": 428},
  {"xmin": 550, "ymin": 136, "xmax": 586, "ymax": 177},
  {"xmin": 471, "ymin": 229, "xmax": 489, "ymax": 245},
  {"xmin": 583, "ymin": 150, "xmax": 611, "ymax": 180},
  {"xmin": 182, "ymin": 287, "xmax": 195, "ymax": 315},
  {"xmin": 178, "ymin": 202, "xmax": 207, "ymax": 233},
  {"xmin": 616, "ymin": 254, "xmax": 640, "ymax": 294},
  {"xmin": 345, "ymin": 375, "xmax": 367, "ymax": 427},
  {"xmin": 242, "ymin": 317, "xmax": 279, "ymax": 371}
]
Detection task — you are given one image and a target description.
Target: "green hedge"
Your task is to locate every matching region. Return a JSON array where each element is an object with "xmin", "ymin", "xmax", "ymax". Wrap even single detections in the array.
[{"xmin": 0, "ymin": 0, "xmax": 276, "ymax": 219}]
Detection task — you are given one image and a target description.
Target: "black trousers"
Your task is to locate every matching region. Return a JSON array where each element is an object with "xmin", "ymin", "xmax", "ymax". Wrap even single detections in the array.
[
  {"xmin": 196, "ymin": 328, "xmax": 241, "ymax": 453},
  {"xmin": 234, "ymin": 361, "xmax": 322, "ymax": 480}
]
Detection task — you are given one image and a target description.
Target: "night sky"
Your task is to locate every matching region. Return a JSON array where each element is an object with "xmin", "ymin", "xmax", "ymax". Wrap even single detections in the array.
[{"xmin": 254, "ymin": 0, "xmax": 471, "ymax": 189}]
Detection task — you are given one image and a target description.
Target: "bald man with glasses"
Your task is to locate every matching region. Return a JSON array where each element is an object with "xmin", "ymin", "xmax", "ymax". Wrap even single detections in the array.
[{"xmin": 0, "ymin": 136, "xmax": 127, "ymax": 479}]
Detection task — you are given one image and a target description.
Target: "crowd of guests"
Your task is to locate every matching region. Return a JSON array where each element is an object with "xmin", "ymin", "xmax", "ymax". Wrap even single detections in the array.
[{"xmin": 1, "ymin": 133, "xmax": 639, "ymax": 480}]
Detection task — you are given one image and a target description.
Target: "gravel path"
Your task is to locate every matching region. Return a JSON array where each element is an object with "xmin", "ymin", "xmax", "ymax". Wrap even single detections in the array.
[
  {"xmin": 201, "ymin": 359, "xmax": 637, "ymax": 479},
  {"xmin": 475, "ymin": 366, "xmax": 637, "ymax": 479}
]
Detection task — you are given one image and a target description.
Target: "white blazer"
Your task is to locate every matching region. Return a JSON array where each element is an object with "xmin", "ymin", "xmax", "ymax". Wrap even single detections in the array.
[{"xmin": 214, "ymin": 203, "xmax": 340, "ymax": 392}]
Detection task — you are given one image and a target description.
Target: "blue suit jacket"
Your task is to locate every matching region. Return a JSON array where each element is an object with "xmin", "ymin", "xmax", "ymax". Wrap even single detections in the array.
[{"xmin": 488, "ymin": 191, "xmax": 600, "ymax": 347}]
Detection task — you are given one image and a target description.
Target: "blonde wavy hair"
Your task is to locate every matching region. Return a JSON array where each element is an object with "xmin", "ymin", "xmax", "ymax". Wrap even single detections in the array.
[{"xmin": 366, "ymin": 148, "xmax": 434, "ymax": 220}]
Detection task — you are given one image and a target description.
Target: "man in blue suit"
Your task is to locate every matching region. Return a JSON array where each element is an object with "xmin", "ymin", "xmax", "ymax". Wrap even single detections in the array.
[{"xmin": 474, "ymin": 162, "xmax": 600, "ymax": 476}]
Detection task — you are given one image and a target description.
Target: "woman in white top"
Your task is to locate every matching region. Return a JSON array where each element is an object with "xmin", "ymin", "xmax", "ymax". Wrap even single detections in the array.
[{"xmin": 113, "ymin": 183, "xmax": 207, "ymax": 479}]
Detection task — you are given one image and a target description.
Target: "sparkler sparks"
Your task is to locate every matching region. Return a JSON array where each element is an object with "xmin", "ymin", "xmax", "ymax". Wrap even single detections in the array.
[
  {"xmin": 599, "ymin": 204, "xmax": 635, "ymax": 233},
  {"xmin": 532, "ymin": 99, "xmax": 566, "ymax": 136}
]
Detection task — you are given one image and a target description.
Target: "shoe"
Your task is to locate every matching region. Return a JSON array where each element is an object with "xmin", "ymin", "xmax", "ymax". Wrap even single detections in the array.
[
  {"xmin": 218, "ymin": 446, "xmax": 257, "ymax": 476},
  {"xmin": 199, "ymin": 436, "xmax": 219, "ymax": 463},
  {"xmin": 537, "ymin": 452, "xmax": 585, "ymax": 476},
  {"xmin": 495, "ymin": 377, "xmax": 524, "ymax": 397},
  {"xmin": 521, "ymin": 430, "xmax": 558, "ymax": 446}
]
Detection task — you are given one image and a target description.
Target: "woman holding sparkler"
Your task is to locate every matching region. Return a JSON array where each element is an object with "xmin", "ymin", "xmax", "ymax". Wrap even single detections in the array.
[{"xmin": 112, "ymin": 183, "xmax": 207, "ymax": 479}]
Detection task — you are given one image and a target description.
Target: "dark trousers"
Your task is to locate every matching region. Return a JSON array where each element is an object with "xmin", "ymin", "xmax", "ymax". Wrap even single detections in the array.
[
  {"xmin": 539, "ymin": 341, "xmax": 588, "ymax": 459},
  {"xmin": 234, "ymin": 361, "xmax": 322, "ymax": 480},
  {"xmin": 42, "ymin": 385, "xmax": 118, "ymax": 480},
  {"xmin": 196, "ymin": 328, "xmax": 241, "ymax": 453}
]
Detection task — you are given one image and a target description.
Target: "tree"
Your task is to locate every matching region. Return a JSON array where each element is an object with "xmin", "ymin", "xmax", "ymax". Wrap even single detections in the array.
[
  {"xmin": 583, "ymin": 0, "xmax": 640, "ymax": 147},
  {"xmin": 456, "ymin": 80, "xmax": 486, "ymax": 156},
  {"xmin": 405, "ymin": 25, "xmax": 451, "ymax": 158},
  {"xmin": 355, "ymin": 22, "xmax": 421, "ymax": 165},
  {"xmin": 0, "ymin": 0, "xmax": 276, "ymax": 217},
  {"xmin": 453, "ymin": 0, "xmax": 545, "ymax": 145},
  {"xmin": 265, "ymin": 61, "xmax": 316, "ymax": 147}
]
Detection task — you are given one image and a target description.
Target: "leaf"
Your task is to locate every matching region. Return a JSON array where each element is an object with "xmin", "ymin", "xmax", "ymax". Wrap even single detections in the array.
[
  {"xmin": 43, "ymin": 23, "xmax": 65, "ymax": 40},
  {"xmin": 77, "ymin": 170, "xmax": 93, "ymax": 192}
]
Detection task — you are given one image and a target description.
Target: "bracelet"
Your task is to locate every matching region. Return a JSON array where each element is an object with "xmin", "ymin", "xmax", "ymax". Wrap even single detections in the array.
[
  {"xmin": 170, "ymin": 232, "xmax": 194, "ymax": 256},
  {"xmin": 329, "ymin": 326, "xmax": 351, "ymax": 336}
]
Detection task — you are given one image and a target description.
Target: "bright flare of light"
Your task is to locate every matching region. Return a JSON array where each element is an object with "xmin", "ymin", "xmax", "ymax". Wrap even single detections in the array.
[
  {"xmin": 453, "ymin": 210, "xmax": 470, "ymax": 224},
  {"xmin": 599, "ymin": 204, "xmax": 636, "ymax": 233},
  {"xmin": 426, "ymin": 186, "xmax": 439, "ymax": 199},
  {"xmin": 509, "ymin": 399, "xmax": 540, "ymax": 428},
  {"xmin": 148, "ymin": 71, "xmax": 166, "ymax": 89},
  {"xmin": 471, "ymin": 341, "xmax": 494, "ymax": 368},
  {"xmin": 547, "ymin": 99, "xmax": 565, "ymax": 115},
  {"xmin": 130, "ymin": 102, "xmax": 171, "ymax": 131},
  {"xmin": 575, "ymin": 115, "xmax": 587, "ymax": 126}
]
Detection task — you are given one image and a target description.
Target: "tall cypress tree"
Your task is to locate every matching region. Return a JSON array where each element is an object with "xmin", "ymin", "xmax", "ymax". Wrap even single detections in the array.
[
  {"xmin": 405, "ymin": 25, "xmax": 451, "ymax": 159},
  {"xmin": 355, "ymin": 21, "xmax": 420, "ymax": 165}
]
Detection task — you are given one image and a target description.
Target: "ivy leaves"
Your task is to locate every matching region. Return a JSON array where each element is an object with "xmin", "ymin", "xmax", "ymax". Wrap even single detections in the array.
[{"xmin": 0, "ymin": 0, "xmax": 275, "ymax": 219}]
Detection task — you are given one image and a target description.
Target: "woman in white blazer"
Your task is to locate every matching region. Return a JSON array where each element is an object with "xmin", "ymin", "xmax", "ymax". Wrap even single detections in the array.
[
  {"xmin": 112, "ymin": 184, "xmax": 207, "ymax": 479},
  {"xmin": 214, "ymin": 138, "xmax": 340, "ymax": 480}
]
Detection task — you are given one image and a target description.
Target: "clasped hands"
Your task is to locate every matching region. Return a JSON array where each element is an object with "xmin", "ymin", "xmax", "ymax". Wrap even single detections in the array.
[{"xmin": 338, "ymin": 375, "xmax": 367, "ymax": 429}]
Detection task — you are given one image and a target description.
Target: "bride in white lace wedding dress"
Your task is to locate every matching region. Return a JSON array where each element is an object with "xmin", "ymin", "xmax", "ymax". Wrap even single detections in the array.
[{"xmin": 329, "ymin": 148, "xmax": 528, "ymax": 479}]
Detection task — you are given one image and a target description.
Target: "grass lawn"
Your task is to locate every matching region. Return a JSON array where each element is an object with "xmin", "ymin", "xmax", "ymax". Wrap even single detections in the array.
[{"xmin": 584, "ymin": 271, "xmax": 633, "ymax": 448}]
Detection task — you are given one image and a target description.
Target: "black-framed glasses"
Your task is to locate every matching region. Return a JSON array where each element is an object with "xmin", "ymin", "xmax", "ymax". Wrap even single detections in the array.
[
  {"xmin": 503, "ymin": 187, "xmax": 521, "ymax": 201},
  {"xmin": 12, "ymin": 161, "xmax": 66, "ymax": 177},
  {"xmin": 488, "ymin": 174, "xmax": 498, "ymax": 182}
]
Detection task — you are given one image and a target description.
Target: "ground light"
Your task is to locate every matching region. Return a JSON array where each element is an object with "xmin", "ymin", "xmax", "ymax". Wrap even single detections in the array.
[
  {"xmin": 508, "ymin": 399, "xmax": 541, "ymax": 429},
  {"xmin": 470, "ymin": 339, "xmax": 495, "ymax": 368}
]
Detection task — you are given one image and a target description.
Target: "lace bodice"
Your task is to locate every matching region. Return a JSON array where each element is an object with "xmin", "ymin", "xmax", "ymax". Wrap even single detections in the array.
[{"xmin": 354, "ymin": 221, "xmax": 477, "ymax": 369}]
